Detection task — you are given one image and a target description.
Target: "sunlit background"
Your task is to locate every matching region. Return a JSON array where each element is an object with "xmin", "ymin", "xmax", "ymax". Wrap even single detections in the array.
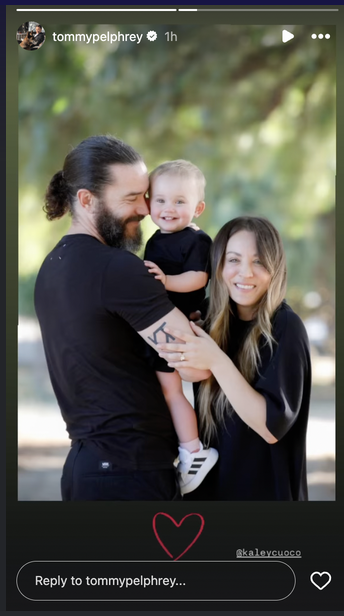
[{"xmin": 18, "ymin": 24, "xmax": 335, "ymax": 500}]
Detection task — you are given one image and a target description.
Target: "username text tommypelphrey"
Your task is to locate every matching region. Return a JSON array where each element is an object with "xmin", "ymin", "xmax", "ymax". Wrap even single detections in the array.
[{"xmin": 52, "ymin": 31, "xmax": 144, "ymax": 45}]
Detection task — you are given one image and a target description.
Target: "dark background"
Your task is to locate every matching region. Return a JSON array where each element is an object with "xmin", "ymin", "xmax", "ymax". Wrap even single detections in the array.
[{"xmin": 6, "ymin": 502, "xmax": 343, "ymax": 609}]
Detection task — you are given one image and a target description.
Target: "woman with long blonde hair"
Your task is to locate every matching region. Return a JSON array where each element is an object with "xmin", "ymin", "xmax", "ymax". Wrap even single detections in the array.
[{"xmin": 157, "ymin": 216, "xmax": 311, "ymax": 500}]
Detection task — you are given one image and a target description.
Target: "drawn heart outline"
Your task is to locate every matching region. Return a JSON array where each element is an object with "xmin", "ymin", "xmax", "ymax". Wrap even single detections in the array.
[
  {"xmin": 310, "ymin": 571, "xmax": 332, "ymax": 590},
  {"xmin": 152, "ymin": 512, "xmax": 205, "ymax": 561}
]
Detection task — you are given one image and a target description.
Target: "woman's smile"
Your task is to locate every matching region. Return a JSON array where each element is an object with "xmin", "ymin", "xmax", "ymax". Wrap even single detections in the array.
[{"xmin": 234, "ymin": 283, "xmax": 256, "ymax": 291}]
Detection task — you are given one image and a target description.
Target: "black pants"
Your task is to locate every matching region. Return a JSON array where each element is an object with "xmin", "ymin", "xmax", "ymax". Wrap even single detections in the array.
[{"xmin": 61, "ymin": 441, "xmax": 182, "ymax": 501}]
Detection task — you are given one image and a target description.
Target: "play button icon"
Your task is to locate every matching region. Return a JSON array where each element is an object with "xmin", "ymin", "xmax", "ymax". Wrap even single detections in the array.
[{"xmin": 282, "ymin": 30, "xmax": 294, "ymax": 43}]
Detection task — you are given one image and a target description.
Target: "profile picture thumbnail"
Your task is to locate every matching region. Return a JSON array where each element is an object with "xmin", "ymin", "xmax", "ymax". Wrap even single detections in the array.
[{"xmin": 17, "ymin": 21, "xmax": 46, "ymax": 51}]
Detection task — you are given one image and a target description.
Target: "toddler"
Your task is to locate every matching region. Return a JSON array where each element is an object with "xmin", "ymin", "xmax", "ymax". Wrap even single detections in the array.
[{"xmin": 144, "ymin": 160, "xmax": 218, "ymax": 495}]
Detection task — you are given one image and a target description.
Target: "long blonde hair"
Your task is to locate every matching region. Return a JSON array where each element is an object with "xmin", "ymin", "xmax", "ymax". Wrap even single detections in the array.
[{"xmin": 198, "ymin": 216, "xmax": 287, "ymax": 443}]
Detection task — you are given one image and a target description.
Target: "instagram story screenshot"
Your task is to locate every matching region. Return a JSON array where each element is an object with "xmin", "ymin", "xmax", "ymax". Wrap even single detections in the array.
[{"xmin": 5, "ymin": 3, "xmax": 342, "ymax": 612}]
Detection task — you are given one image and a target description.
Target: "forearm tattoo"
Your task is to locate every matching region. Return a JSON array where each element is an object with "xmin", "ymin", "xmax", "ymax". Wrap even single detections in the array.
[{"xmin": 148, "ymin": 321, "xmax": 176, "ymax": 345}]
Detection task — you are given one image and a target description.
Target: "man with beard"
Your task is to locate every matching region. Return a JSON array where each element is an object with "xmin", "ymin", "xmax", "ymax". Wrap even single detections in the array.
[{"xmin": 34, "ymin": 135, "xmax": 208, "ymax": 501}]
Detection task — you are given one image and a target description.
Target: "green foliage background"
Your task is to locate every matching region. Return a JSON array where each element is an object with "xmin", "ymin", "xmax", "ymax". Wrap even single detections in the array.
[{"xmin": 19, "ymin": 24, "xmax": 335, "ymax": 332}]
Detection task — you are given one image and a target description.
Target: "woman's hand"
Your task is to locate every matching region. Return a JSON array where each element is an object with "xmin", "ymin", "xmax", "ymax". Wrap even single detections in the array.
[
  {"xmin": 144, "ymin": 260, "xmax": 166, "ymax": 286},
  {"xmin": 157, "ymin": 321, "xmax": 223, "ymax": 371}
]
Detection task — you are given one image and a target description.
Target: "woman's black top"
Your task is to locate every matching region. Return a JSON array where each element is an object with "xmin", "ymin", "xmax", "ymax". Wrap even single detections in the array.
[{"xmin": 186, "ymin": 301, "xmax": 311, "ymax": 501}]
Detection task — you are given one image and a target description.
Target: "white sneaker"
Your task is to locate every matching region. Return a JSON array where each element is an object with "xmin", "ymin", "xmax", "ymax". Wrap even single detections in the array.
[{"xmin": 177, "ymin": 442, "xmax": 219, "ymax": 495}]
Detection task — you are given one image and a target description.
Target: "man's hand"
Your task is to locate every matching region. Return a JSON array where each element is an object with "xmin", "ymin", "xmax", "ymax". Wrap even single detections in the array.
[
  {"xmin": 187, "ymin": 222, "xmax": 200, "ymax": 231},
  {"xmin": 144, "ymin": 260, "xmax": 166, "ymax": 286}
]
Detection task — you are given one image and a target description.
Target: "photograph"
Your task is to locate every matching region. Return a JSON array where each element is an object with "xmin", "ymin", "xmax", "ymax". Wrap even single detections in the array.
[
  {"xmin": 17, "ymin": 21, "xmax": 46, "ymax": 51},
  {"xmin": 18, "ymin": 23, "xmax": 335, "ymax": 502}
]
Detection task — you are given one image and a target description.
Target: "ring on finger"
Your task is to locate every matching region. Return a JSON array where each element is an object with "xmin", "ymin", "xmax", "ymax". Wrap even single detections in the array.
[{"xmin": 180, "ymin": 353, "xmax": 186, "ymax": 362}]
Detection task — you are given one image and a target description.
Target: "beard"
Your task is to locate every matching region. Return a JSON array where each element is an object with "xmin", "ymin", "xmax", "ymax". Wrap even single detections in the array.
[{"xmin": 94, "ymin": 200, "xmax": 143, "ymax": 252}]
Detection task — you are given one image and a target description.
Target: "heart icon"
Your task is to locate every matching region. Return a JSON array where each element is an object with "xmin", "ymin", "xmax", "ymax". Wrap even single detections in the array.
[
  {"xmin": 152, "ymin": 512, "xmax": 204, "ymax": 561},
  {"xmin": 310, "ymin": 571, "xmax": 332, "ymax": 590}
]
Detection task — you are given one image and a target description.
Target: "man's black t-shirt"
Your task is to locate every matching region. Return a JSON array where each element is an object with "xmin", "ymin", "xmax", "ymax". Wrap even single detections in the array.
[
  {"xmin": 144, "ymin": 227, "xmax": 212, "ymax": 317},
  {"xmin": 34, "ymin": 234, "xmax": 177, "ymax": 470},
  {"xmin": 186, "ymin": 301, "xmax": 311, "ymax": 501}
]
